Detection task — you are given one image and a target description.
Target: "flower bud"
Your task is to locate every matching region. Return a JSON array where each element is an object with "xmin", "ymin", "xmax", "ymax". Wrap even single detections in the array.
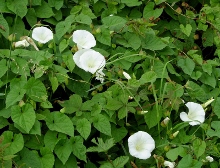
[
  {"xmin": 161, "ymin": 117, "xmax": 170, "ymax": 127},
  {"xmin": 202, "ymin": 98, "xmax": 214, "ymax": 108},
  {"xmin": 8, "ymin": 34, "xmax": 16, "ymax": 42},
  {"xmin": 123, "ymin": 71, "xmax": 131, "ymax": 80},
  {"xmin": 19, "ymin": 100, "xmax": 25, "ymax": 107},
  {"xmin": 169, "ymin": 131, "xmax": 179, "ymax": 139},
  {"xmin": 164, "ymin": 145, "xmax": 171, "ymax": 152},
  {"xmin": 206, "ymin": 156, "xmax": 214, "ymax": 162}
]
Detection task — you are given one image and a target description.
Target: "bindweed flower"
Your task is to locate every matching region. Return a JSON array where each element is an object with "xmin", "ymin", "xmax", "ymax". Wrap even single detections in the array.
[
  {"xmin": 14, "ymin": 39, "xmax": 29, "ymax": 48},
  {"xmin": 180, "ymin": 102, "xmax": 205, "ymax": 126},
  {"xmin": 72, "ymin": 30, "xmax": 96, "ymax": 50},
  {"xmin": 128, "ymin": 131, "xmax": 155, "ymax": 159},
  {"xmin": 164, "ymin": 160, "xmax": 175, "ymax": 168},
  {"xmin": 123, "ymin": 71, "xmax": 131, "ymax": 80},
  {"xmin": 206, "ymin": 156, "xmax": 214, "ymax": 162},
  {"xmin": 32, "ymin": 27, "xmax": 53, "ymax": 44}
]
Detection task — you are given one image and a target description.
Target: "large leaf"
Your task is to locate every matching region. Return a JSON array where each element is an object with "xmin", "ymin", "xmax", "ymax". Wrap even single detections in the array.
[
  {"xmin": 193, "ymin": 139, "xmax": 206, "ymax": 158},
  {"xmin": 92, "ymin": 114, "xmax": 111, "ymax": 136},
  {"xmin": 54, "ymin": 139, "xmax": 72, "ymax": 165},
  {"xmin": 6, "ymin": 0, "xmax": 28, "ymax": 18},
  {"xmin": 35, "ymin": 1, "xmax": 54, "ymax": 18},
  {"xmin": 1, "ymin": 131, "xmax": 24, "ymax": 155},
  {"xmin": 11, "ymin": 104, "xmax": 36, "ymax": 133},
  {"xmin": 102, "ymin": 16, "xmax": 127, "ymax": 31},
  {"xmin": 71, "ymin": 136, "xmax": 87, "ymax": 162},
  {"xmin": 40, "ymin": 148, "xmax": 55, "ymax": 168},
  {"xmin": 6, "ymin": 77, "xmax": 26, "ymax": 108},
  {"xmin": 24, "ymin": 77, "xmax": 47, "ymax": 102},
  {"xmin": 76, "ymin": 118, "xmax": 91, "ymax": 140},
  {"xmin": 45, "ymin": 112, "xmax": 74, "ymax": 137}
]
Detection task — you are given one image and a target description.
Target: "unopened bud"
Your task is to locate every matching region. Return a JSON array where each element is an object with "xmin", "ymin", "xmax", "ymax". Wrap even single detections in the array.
[
  {"xmin": 8, "ymin": 34, "xmax": 16, "ymax": 42},
  {"xmin": 123, "ymin": 71, "xmax": 131, "ymax": 80},
  {"xmin": 170, "ymin": 131, "xmax": 179, "ymax": 139},
  {"xmin": 202, "ymin": 98, "xmax": 214, "ymax": 108},
  {"xmin": 161, "ymin": 117, "xmax": 170, "ymax": 127}
]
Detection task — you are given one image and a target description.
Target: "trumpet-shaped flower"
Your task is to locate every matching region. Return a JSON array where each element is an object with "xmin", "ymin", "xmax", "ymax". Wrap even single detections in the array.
[
  {"xmin": 72, "ymin": 30, "xmax": 96, "ymax": 50},
  {"xmin": 180, "ymin": 102, "xmax": 205, "ymax": 126},
  {"xmin": 32, "ymin": 27, "xmax": 53, "ymax": 44},
  {"xmin": 73, "ymin": 49, "xmax": 105, "ymax": 74},
  {"xmin": 128, "ymin": 131, "xmax": 155, "ymax": 160},
  {"xmin": 14, "ymin": 39, "xmax": 29, "ymax": 48}
]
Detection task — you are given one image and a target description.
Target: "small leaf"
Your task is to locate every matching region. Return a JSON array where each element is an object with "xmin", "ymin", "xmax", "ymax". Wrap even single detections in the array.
[
  {"xmin": 87, "ymin": 138, "xmax": 115, "ymax": 153},
  {"xmin": 60, "ymin": 94, "xmax": 83, "ymax": 113},
  {"xmin": 180, "ymin": 24, "xmax": 192, "ymax": 37},
  {"xmin": 166, "ymin": 146, "xmax": 187, "ymax": 161},
  {"xmin": 102, "ymin": 16, "xmax": 127, "ymax": 31},
  {"xmin": 0, "ymin": 14, "xmax": 10, "ymax": 38},
  {"xmin": 207, "ymin": 121, "xmax": 220, "ymax": 137},
  {"xmin": 106, "ymin": 99, "xmax": 123, "ymax": 110},
  {"xmin": 0, "ymin": 59, "xmax": 8, "ymax": 78},
  {"xmin": 139, "ymin": 71, "xmax": 157, "ymax": 84},
  {"xmin": 177, "ymin": 57, "xmax": 195, "ymax": 76},
  {"xmin": 59, "ymin": 39, "xmax": 69, "ymax": 53},
  {"xmin": 193, "ymin": 139, "xmax": 206, "ymax": 158},
  {"xmin": 113, "ymin": 156, "xmax": 129, "ymax": 168},
  {"xmin": 76, "ymin": 118, "xmax": 91, "ymax": 140},
  {"xmin": 143, "ymin": 2, "xmax": 163, "ymax": 20}
]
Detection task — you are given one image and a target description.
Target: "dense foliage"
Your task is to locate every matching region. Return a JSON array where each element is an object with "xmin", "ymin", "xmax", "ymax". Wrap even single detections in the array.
[{"xmin": 0, "ymin": 0, "xmax": 220, "ymax": 167}]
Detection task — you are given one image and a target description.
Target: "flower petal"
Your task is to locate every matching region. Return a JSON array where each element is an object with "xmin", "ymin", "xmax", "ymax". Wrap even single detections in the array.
[
  {"xmin": 72, "ymin": 30, "xmax": 96, "ymax": 49},
  {"xmin": 180, "ymin": 112, "xmax": 191, "ymax": 122},
  {"xmin": 73, "ymin": 49, "xmax": 91, "ymax": 68}
]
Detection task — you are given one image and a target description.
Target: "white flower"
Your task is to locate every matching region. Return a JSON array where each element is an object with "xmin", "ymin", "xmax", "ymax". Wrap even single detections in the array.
[
  {"xmin": 180, "ymin": 102, "xmax": 205, "ymax": 126},
  {"xmin": 164, "ymin": 160, "xmax": 175, "ymax": 168},
  {"xmin": 32, "ymin": 27, "xmax": 53, "ymax": 44},
  {"xmin": 123, "ymin": 71, "xmax": 131, "ymax": 80},
  {"xmin": 72, "ymin": 30, "xmax": 96, "ymax": 50},
  {"xmin": 14, "ymin": 39, "xmax": 29, "ymax": 48},
  {"xmin": 95, "ymin": 70, "xmax": 105, "ymax": 83},
  {"xmin": 206, "ymin": 156, "xmax": 214, "ymax": 162},
  {"xmin": 73, "ymin": 49, "xmax": 106, "ymax": 74},
  {"xmin": 128, "ymin": 131, "xmax": 155, "ymax": 159}
]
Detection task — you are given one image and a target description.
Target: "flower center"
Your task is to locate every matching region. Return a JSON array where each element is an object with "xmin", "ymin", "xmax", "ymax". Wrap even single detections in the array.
[{"xmin": 135, "ymin": 142, "xmax": 143, "ymax": 151}]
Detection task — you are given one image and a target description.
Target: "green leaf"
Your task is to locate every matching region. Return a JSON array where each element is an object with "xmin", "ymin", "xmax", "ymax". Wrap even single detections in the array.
[
  {"xmin": 166, "ymin": 146, "xmax": 186, "ymax": 161},
  {"xmin": 124, "ymin": 32, "xmax": 141, "ymax": 50},
  {"xmin": 139, "ymin": 71, "xmax": 157, "ymax": 84},
  {"xmin": 193, "ymin": 139, "xmax": 206, "ymax": 158},
  {"xmin": 111, "ymin": 126, "xmax": 128, "ymax": 143},
  {"xmin": 40, "ymin": 148, "xmax": 55, "ymax": 168},
  {"xmin": 25, "ymin": 77, "xmax": 47, "ymax": 102},
  {"xmin": 177, "ymin": 154, "xmax": 193, "ymax": 168},
  {"xmin": 71, "ymin": 136, "xmax": 87, "ymax": 162},
  {"xmin": 55, "ymin": 15, "xmax": 75, "ymax": 40},
  {"xmin": 102, "ymin": 16, "xmax": 127, "ymax": 31},
  {"xmin": 6, "ymin": 77, "xmax": 26, "ymax": 108},
  {"xmin": 177, "ymin": 57, "xmax": 195, "ymax": 76},
  {"xmin": 45, "ymin": 112, "xmax": 74, "ymax": 137},
  {"xmin": 59, "ymin": 39, "xmax": 69, "ymax": 53},
  {"xmin": 48, "ymin": 0, "xmax": 63, "ymax": 10},
  {"xmin": 29, "ymin": 120, "xmax": 41, "ymax": 135},
  {"xmin": 0, "ymin": 117, "xmax": 9, "ymax": 129},
  {"xmin": 144, "ymin": 106, "xmax": 162, "ymax": 129},
  {"xmin": 16, "ymin": 147, "xmax": 42, "ymax": 168},
  {"xmin": 54, "ymin": 154, "xmax": 77, "ymax": 168},
  {"xmin": 11, "ymin": 104, "xmax": 36, "ymax": 133},
  {"xmin": 207, "ymin": 121, "xmax": 220, "ymax": 137},
  {"xmin": 0, "ymin": 14, "xmax": 9, "ymax": 38},
  {"xmin": 186, "ymin": 81, "xmax": 208, "ymax": 102},
  {"xmin": 180, "ymin": 24, "xmax": 192, "ymax": 37},
  {"xmin": 55, "ymin": 139, "xmax": 72, "ymax": 165},
  {"xmin": 75, "ymin": 13, "xmax": 92, "ymax": 25},
  {"xmin": 44, "ymin": 130, "xmax": 62, "ymax": 151},
  {"xmin": 113, "ymin": 156, "xmax": 129, "ymax": 168},
  {"xmin": 0, "ymin": 59, "xmax": 8, "ymax": 78},
  {"xmin": 142, "ymin": 31, "xmax": 167, "ymax": 50},
  {"xmin": 106, "ymin": 99, "xmax": 123, "ymax": 110},
  {"xmin": 76, "ymin": 118, "xmax": 91, "ymax": 140},
  {"xmin": 26, "ymin": 8, "xmax": 37, "ymax": 27},
  {"xmin": 6, "ymin": 0, "xmax": 28, "ymax": 18},
  {"xmin": 1, "ymin": 131, "xmax": 24, "ymax": 155},
  {"xmin": 199, "ymin": 73, "xmax": 216, "ymax": 88},
  {"xmin": 143, "ymin": 2, "xmax": 163, "ymax": 20},
  {"xmin": 96, "ymin": 27, "xmax": 111, "ymax": 46},
  {"xmin": 121, "ymin": 0, "xmax": 142, "ymax": 7},
  {"xmin": 202, "ymin": 63, "xmax": 212, "ymax": 75},
  {"xmin": 35, "ymin": 1, "xmax": 54, "ymax": 18},
  {"xmin": 62, "ymin": 54, "xmax": 75, "ymax": 72},
  {"xmin": 60, "ymin": 94, "xmax": 82, "ymax": 114},
  {"xmin": 49, "ymin": 75, "xmax": 59, "ymax": 93},
  {"xmin": 10, "ymin": 57, "xmax": 30, "ymax": 76},
  {"xmin": 202, "ymin": 28, "xmax": 214, "ymax": 47},
  {"xmin": 92, "ymin": 114, "xmax": 111, "ymax": 136},
  {"xmin": 87, "ymin": 138, "xmax": 115, "ymax": 153}
]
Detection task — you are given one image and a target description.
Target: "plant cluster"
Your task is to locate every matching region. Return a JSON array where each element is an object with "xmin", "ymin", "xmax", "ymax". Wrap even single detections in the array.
[{"xmin": 0, "ymin": 0, "xmax": 220, "ymax": 167}]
